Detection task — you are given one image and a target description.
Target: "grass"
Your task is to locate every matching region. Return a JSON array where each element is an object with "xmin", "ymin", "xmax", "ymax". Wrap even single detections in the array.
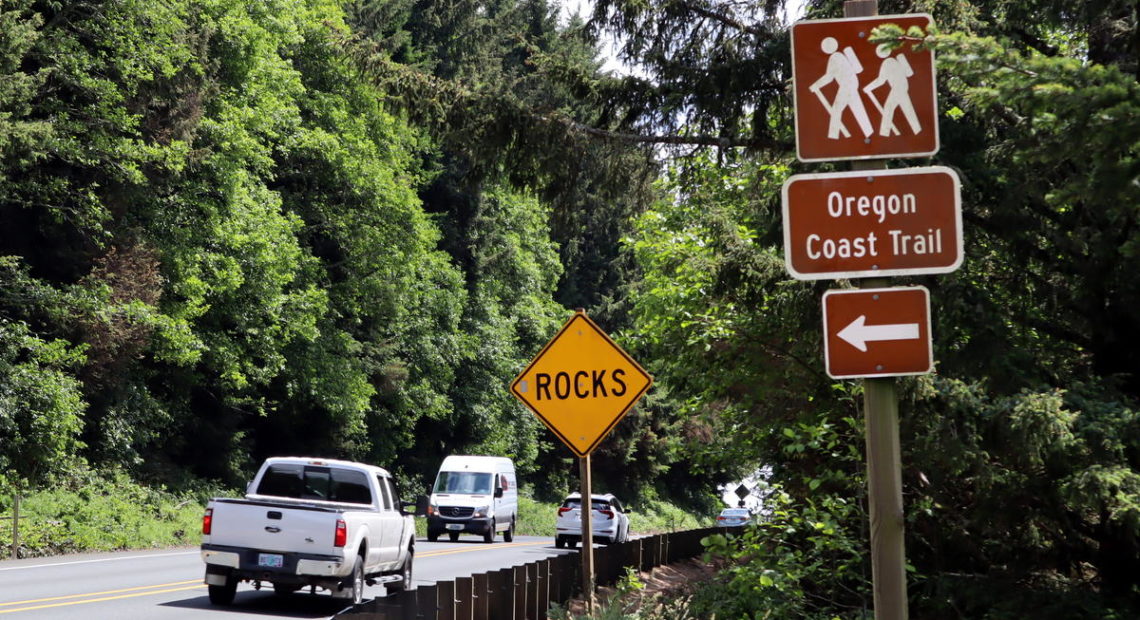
[
  {"xmin": 0, "ymin": 469, "xmax": 224, "ymax": 559},
  {"xmin": 1, "ymin": 474, "xmax": 702, "ymax": 559}
]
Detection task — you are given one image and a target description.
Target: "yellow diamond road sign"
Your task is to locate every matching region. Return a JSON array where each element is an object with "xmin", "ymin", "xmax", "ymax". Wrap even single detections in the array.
[{"xmin": 510, "ymin": 311, "xmax": 652, "ymax": 457}]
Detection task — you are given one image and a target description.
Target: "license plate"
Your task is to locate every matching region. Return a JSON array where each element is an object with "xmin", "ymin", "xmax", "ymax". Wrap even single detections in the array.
[
  {"xmin": 446, "ymin": 524, "xmax": 463, "ymax": 531},
  {"xmin": 258, "ymin": 553, "xmax": 284, "ymax": 568}
]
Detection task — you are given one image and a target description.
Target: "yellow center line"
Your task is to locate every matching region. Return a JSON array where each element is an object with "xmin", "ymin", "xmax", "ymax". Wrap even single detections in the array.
[
  {"xmin": 0, "ymin": 580, "xmax": 202, "ymax": 608},
  {"xmin": 0, "ymin": 584, "xmax": 204, "ymax": 614}
]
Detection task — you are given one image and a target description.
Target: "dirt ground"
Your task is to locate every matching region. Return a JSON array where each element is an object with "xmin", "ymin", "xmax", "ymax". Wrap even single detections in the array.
[{"xmin": 562, "ymin": 557, "xmax": 718, "ymax": 616}]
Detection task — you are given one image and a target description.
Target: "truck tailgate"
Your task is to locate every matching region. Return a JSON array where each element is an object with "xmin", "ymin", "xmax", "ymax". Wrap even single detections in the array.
[{"xmin": 209, "ymin": 498, "xmax": 342, "ymax": 556}]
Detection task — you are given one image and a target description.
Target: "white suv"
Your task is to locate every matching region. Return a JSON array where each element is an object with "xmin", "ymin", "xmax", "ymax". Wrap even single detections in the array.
[{"xmin": 554, "ymin": 492, "xmax": 630, "ymax": 548}]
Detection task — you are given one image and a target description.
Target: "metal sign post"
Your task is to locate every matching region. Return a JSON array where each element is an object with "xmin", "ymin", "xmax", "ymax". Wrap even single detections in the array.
[
  {"xmin": 510, "ymin": 310, "xmax": 652, "ymax": 615},
  {"xmin": 579, "ymin": 455, "xmax": 595, "ymax": 614},
  {"xmin": 11, "ymin": 491, "xmax": 19, "ymax": 560}
]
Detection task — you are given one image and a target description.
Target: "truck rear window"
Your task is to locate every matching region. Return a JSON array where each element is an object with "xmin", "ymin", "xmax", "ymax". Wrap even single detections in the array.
[{"xmin": 256, "ymin": 464, "xmax": 373, "ymax": 505}]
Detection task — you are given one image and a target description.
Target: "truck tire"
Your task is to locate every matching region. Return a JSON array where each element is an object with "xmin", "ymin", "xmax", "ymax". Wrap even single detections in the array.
[
  {"xmin": 207, "ymin": 573, "xmax": 237, "ymax": 606},
  {"xmin": 389, "ymin": 545, "xmax": 414, "ymax": 592},
  {"xmin": 555, "ymin": 535, "xmax": 565, "ymax": 549},
  {"xmin": 345, "ymin": 559, "xmax": 364, "ymax": 605},
  {"xmin": 483, "ymin": 521, "xmax": 495, "ymax": 544},
  {"xmin": 503, "ymin": 518, "xmax": 515, "ymax": 542}
]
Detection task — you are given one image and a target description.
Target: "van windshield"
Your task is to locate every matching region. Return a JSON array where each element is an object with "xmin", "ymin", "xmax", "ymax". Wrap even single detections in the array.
[{"xmin": 434, "ymin": 471, "xmax": 493, "ymax": 494}]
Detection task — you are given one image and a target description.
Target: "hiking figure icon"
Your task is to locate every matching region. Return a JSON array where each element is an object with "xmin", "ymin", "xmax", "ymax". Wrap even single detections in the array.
[
  {"xmin": 862, "ymin": 44, "xmax": 922, "ymax": 137},
  {"xmin": 790, "ymin": 13, "xmax": 938, "ymax": 161},
  {"xmin": 808, "ymin": 36, "xmax": 873, "ymax": 140}
]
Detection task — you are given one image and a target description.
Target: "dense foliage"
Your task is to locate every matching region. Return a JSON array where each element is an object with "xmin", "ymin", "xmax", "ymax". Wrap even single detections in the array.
[
  {"xmin": 1, "ymin": 0, "xmax": 1139, "ymax": 617},
  {"xmin": 0, "ymin": 0, "xmax": 575, "ymax": 496}
]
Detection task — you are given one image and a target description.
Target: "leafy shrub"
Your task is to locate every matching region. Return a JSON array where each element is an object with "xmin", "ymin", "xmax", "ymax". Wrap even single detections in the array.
[
  {"xmin": 0, "ymin": 468, "xmax": 226, "ymax": 558},
  {"xmin": 691, "ymin": 487, "xmax": 870, "ymax": 620}
]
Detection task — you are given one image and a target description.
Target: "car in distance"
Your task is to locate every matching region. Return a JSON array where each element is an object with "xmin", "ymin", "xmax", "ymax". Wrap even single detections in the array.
[
  {"xmin": 716, "ymin": 507, "xmax": 753, "ymax": 527},
  {"xmin": 555, "ymin": 492, "xmax": 630, "ymax": 548}
]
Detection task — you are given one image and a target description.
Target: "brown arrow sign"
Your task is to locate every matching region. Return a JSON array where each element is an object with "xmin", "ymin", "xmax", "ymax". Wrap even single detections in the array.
[
  {"xmin": 782, "ymin": 166, "xmax": 962, "ymax": 280},
  {"xmin": 822, "ymin": 286, "xmax": 932, "ymax": 379}
]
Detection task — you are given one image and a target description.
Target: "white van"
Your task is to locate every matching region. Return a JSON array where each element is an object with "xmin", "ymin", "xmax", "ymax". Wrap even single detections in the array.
[{"xmin": 426, "ymin": 455, "xmax": 518, "ymax": 543}]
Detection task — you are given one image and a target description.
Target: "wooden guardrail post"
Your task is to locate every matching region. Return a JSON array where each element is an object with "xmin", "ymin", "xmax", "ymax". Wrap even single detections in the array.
[
  {"xmin": 535, "ymin": 558, "xmax": 550, "ymax": 619},
  {"xmin": 626, "ymin": 537, "xmax": 642, "ymax": 575},
  {"xmin": 486, "ymin": 570, "xmax": 502, "ymax": 620},
  {"xmin": 395, "ymin": 590, "xmax": 419, "ymax": 620},
  {"xmin": 473, "ymin": 573, "xmax": 490, "ymax": 620},
  {"xmin": 498, "ymin": 569, "xmax": 511, "ymax": 619},
  {"xmin": 600, "ymin": 543, "xmax": 618, "ymax": 585},
  {"xmin": 436, "ymin": 580, "xmax": 456, "ymax": 620},
  {"xmin": 519, "ymin": 565, "xmax": 531, "ymax": 615},
  {"xmin": 416, "ymin": 585, "xmax": 439, "ymax": 620},
  {"xmin": 565, "ymin": 552, "xmax": 579, "ymax": 603},
  {"xmin": 455, "ymin": 576, "xmax": 473, "ymax": 620}
]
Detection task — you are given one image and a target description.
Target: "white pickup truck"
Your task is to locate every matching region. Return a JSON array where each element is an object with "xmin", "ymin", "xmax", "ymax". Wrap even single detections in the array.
[{"xmin": 200, "ymin": 457, "xmax": 417, "ymax": 605}]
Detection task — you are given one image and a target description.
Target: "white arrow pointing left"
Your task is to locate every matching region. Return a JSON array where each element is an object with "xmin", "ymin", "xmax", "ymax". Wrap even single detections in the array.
[{"xmin": 837, "ymin": 315, "xmax": 920, "ymax": 352}]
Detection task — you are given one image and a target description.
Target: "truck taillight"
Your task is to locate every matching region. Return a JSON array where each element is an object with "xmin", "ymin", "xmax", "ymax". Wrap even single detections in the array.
[
  {"xmin": 334, "ymin": 519, "xmax": 347, "ymax": 547},
  {"xmin": 558, "ymin": 507, "xmax": 572, "ymax": 515},
  {"xmin": 202, "ymin": 508, "xmax": 213, "ymax": 535},
  {"xmin": 599, "ymin": 510, "xmax": 614, "ymax": 519}
]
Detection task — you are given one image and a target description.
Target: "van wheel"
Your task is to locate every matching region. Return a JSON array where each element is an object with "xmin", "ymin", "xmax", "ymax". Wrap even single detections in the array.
[
  {"xmin": 449, "ymin": 531, "xmax": 459, "ymax": 542},
  {"xmin": 207, "ymin": 572, "xmax": 237, "ymax": 606},
  {"xmin": 427, "ymin": 530, "xmax": 439, "ymax": 542},
  {"xmin": 503, "ymin": 518, "xmax": 515, "ymax": 542},
  {"xmin": 484, "ymin": 521, "xmax": 495, "ymax": 544}
]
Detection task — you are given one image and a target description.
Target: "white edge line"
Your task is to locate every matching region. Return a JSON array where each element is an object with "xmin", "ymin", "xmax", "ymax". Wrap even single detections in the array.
[{"xmin": 0, "ymin": 550, "xmax": 199, "ymax": 572}]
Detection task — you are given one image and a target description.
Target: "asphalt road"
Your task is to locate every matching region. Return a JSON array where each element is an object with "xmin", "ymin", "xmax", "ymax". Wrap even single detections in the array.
[{"xmin": 0, "ymin": 536, "xmax": 573, "ymax": 619}]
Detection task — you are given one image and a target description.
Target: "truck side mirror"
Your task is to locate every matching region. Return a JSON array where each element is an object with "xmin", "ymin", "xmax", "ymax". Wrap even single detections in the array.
[{"xmin": 410, "ymin": 495, "xmax": 429, "ymax": 517}]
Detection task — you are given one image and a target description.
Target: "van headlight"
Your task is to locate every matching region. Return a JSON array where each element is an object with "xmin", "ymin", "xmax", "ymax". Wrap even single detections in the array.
[{"xmin": 473, "ymin": 505, "xmax": 491, "ymax": 518}]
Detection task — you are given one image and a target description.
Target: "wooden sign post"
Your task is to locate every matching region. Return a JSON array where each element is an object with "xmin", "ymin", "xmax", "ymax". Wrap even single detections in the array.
[{"xmin": 785, "ymin": 0, "xmax": 955, "ymax": 616}]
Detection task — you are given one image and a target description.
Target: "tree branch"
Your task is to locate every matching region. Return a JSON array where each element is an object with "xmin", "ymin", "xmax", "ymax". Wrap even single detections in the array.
[
  {"xmin": 555, "ymin": 116, "xmax": 785, "ymax": 150},
  {"xmin": 673, "ymin": 0, "xmax": 770, "ymax": 38}
]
